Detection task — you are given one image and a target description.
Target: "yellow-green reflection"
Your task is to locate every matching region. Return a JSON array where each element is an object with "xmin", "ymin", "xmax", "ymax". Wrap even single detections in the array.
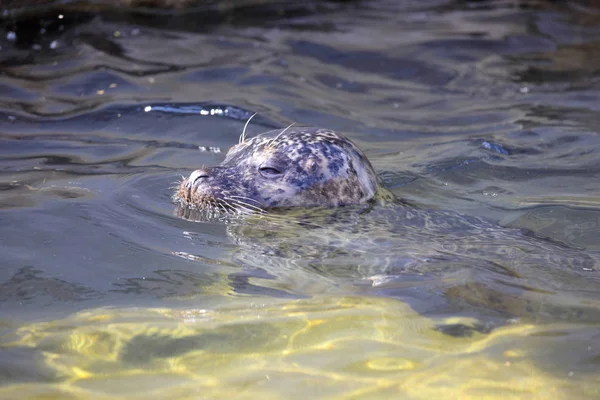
[{"xmin": 1, "ymin": 296, "xmax": 599, "ymax": 399}]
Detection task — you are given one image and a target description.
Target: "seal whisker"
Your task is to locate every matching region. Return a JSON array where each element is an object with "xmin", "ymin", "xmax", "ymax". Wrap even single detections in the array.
[
  {"xmin": 231, "ymin": 206, "xmax": 253, "ymax": 216},
  {"xmin": 227, "ymin": 195, "xmax": 265, "ymax": 207},
  {"xmin": 225, "ymin": 196, "xmax": 266, "ymax": 210},
  {"xmin": 234, "ymin": 204, "xmax": 264, "ymax": 215},
  {"xmin": 226, "ymin": 201, "xmax": 264, "ymax": 212},
  {"xmin": 217, "ymin": 199, "xmax": 234, "ymax": 214},
  {"xmin": 224, "ymin": 195, "xmax": 263, "ymax": 205},
  {"xmin": 267, "ymin": 122, "xmax": 295, "ymax": 148},
  {"xmin": 239, "ymin": 112, "xmax": 257, "ymax": 144},
  {"xmin": 217, "ymin": 201, "xmax": 231, "ymax": 215},
  {"xmin": 216, "ymin": 197, "xmax": 245, "ymax": 215},
  {"xmin": 169, "ymin": 175, "xmax": 187, "ymax": 191},
  {"xmin": 225, "ymin": 198, "xmax": 265, "ymax": 215}
]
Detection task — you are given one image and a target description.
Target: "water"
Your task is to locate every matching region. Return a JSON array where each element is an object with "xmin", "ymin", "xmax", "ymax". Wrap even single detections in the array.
[{"xmin": 1, "ymin": 0, "xmax": 600, "ymax": 398}]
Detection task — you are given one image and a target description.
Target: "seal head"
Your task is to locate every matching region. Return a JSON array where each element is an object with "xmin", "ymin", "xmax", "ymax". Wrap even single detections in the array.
[{"xmin": 174, "ymin": 127, "xmax": 382, "ymax": 215}]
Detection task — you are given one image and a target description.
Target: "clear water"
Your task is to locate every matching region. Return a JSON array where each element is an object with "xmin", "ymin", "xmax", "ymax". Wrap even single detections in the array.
[{"xmin": 1, "ymin": 1, "xmax": 600, "ymax": 398}]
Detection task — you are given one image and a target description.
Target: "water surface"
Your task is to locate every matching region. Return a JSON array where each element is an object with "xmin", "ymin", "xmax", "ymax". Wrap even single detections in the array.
[{"xmin": 1, "ymin": 0, "xmax": 600, "ymax": 398}]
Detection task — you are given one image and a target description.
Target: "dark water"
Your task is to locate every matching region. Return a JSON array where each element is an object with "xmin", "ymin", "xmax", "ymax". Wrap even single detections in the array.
[{"xmin": 1, "ymin": 1, "xmax": 600, "ymax": 398}]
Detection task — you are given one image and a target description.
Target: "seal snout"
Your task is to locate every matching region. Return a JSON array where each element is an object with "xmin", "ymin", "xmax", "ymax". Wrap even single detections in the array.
[
  {"xmin": 183, "ymin": 167, "xmax": 227, "ymax": 205},
  {"xmin": 183, "ymin": 169, "xmax": 214, "ymax": 202}
]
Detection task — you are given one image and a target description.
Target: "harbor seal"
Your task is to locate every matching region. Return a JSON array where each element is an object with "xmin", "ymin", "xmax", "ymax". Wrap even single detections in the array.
[
  {"xmin": 172, "ymin": 125, "xmax": 600, "ymax": 322},
  {"xmin": 174, "ymin": 127, "xmax": 388, "ymax": 214}
]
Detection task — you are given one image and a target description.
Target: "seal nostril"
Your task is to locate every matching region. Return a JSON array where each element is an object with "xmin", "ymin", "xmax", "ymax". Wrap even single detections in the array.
[{"xmin": 189, "ymin": 169, "xmax": 210, "ymax": 186}]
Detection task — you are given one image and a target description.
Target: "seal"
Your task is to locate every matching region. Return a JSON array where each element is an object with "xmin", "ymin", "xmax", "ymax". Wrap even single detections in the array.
[
  {"xmin": 174, "ymin": 127, "xmax": 384, "ymax": 214},
  {"xmin": 171, "ymin": 127, "xmax": 600, "ymax": 323}
]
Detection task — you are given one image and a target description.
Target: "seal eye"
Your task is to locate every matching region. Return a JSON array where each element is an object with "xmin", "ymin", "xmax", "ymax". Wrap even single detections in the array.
[{"xmin": 259, "ymin": 166, "xmax": 282, "ymax": 178}]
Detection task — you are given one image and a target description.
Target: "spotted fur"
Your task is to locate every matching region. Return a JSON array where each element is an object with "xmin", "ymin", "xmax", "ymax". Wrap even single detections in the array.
[{"xmin": 174, "ymin": 127, "xmax": 383, "ymax": 214}]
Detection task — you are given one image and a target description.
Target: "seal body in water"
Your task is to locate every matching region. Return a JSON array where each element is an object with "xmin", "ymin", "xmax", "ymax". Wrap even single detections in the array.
[
  {"xmin": 174, "ymin": 127, "xmax": 387, "ymax": 213},
  {"xmin": 173, "ymin": 126, "xmax": 600, "ymax": 322}
]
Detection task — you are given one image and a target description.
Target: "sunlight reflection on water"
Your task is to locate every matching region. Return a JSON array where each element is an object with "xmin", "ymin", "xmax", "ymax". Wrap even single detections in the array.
[{"xmin": 3, "ymin": 296, "xmax": 598, "ymax": 399}]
